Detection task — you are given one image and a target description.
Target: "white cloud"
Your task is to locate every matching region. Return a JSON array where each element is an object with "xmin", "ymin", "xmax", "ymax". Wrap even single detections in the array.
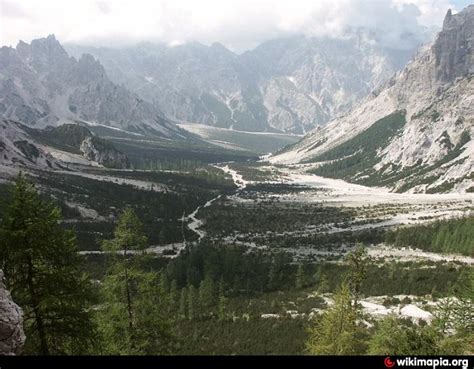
[{"xmin": 0, "ymin": 0, "xmax": 459, "ymax": 51}]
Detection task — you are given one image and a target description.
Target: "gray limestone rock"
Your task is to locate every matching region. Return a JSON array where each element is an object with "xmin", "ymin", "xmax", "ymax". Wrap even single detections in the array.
[{"xmin": 0, "ymin": 270, "xmax": 26, "ymax": 356}]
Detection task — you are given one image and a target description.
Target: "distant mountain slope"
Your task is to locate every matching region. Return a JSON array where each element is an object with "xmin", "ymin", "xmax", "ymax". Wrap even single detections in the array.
[
  {"xmin": 177, "ymin": 123, "xmax": 301, "ymax": 154},
  {"xmin": 270, "ymin": 6, "xmax": 474, "ymax": 194},
  {"xmin": 66, "ymin": 33, "xmax": 418, "ymax": 134},
  {"xmin": 0, "ymin": 119, "xmax": 129, "ymax": 171},
  {"xmin": 0, "ymin": 35, "xmax": 186, "ymax": 139},
  {"xmin": 0, "ymin": 119, "xmax": 64, "ymax": 171}
]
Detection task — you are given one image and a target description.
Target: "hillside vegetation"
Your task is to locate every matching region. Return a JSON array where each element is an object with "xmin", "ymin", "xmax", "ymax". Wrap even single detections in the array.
[
  {"xmin": 308, "ymin": 111, "xmax": 406, "ymax": 182},
  {"xmin": 385, "ymin": 216, "xmax": 474, "ymax": 256}
]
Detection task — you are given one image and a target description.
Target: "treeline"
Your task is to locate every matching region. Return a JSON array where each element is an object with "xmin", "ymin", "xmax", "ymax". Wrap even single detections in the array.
[
  {"xmin": 385, "ymin": 216, "xmax": 474, "ymax": 256},
  {"xmin": 89, "ymin": 166, "xmax": 235, "ymax": 188},
  {"xmin": 163, "ymin": 242, "xmax": 467, "ymax": 298},
  {"xmin": 131, "ymin": 157, "xmax": 208, "ymax": 171}
]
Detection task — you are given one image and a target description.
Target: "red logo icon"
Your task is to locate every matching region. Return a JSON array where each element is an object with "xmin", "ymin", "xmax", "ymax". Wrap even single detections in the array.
[{"xmin": 384, "ymin": 357, "xmax": 395, "ymax": 368}]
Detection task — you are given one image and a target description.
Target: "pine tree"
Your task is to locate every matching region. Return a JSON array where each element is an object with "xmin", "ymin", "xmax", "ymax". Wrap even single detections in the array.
[
  {"xmin": 159, "ymin": 271, "xmax": 170, "ymax": 294},
  {"xmin": 344, "ymin": 245, "xmax": 369, "ymax": 304},
  {"xmin": 368, "ymin": 316, "xmax": 411, "ymax": 355},
  {"xmin": 439, "ymin": 268, "xmax": 474, "ymax": 352},
  {"xmin": 218, "ymin": 278, "xmax": 228, "ymax": 321},
  {"xmin": 97, "ymin": 208, "xmax": 174, "ymax": 354},
  {"xmin": 199, "ymin": 274, "xmax": 216, "ymax": 310},
  {"xmin": 169, "ymin": 279, "xmax": 179, "ymax": 315},
  {"xmin": 453, "ymin": 269, "xmax": 473, "ymax": 334},
  {"xmin": 315, "ymin": 271, "xmax": 330, "ymax": 293},
  {"xmin": 307, "ymin": 247, "xmax": 369, "ymax": 355},
  {"xmin": 368, "ymin": 316, "xmax": 466, "ymax": 355},
  {"xmin": 178, "ymin": 287, "xmax": 187, "ymax": 320},
  {"xmin": 268, "ymin": 254, "xmax": 286, "ymax": 290},
  {"xmin": 0, "ymin": 174, "xmax": 97, "ymax": 354},
  {"xmin": 306, "ymin": 282, "xmax": 362, "ymax": 354},
  {"xmin": 295, "ymin": 263, "xmax": 306, "ymax": 289},
  {"xmin": 188, "ymin": 285, "xmax": 196, "ymax": 321}
]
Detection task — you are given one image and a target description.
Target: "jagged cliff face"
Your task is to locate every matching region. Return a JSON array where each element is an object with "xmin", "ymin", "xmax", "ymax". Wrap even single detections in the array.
[
  {"xmin": 0, "ymin": 270, "xmax": 25, "ymax": 355},
  {"xmin": 0, "ymin": 36, "xmax": 185, "ymax": 138},
  {"xmin": 270, "ymin": 6, "xmax": 474, "ymax": 193},
  {"xmin": 66, "ymin": 34, "xmax": 415, "ymax": 134},
  {"xmin": 433, "ymin": 9, "xmax": 474, "ymax": 83}
]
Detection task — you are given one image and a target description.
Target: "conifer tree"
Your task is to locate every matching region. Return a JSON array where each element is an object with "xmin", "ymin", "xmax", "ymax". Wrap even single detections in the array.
[
  {"xmin": 306, "ymin": 247, "xmax": 369, "ymax": 355},
  {"xmin": 218, "ymin": 278, "xmax": 228, "ymax": 321},
  {"xmin": 188, "ymin": 285, "xmax": 196, "ymax": 320},
  {"xmin": 295, "ymin": 263, "xmax": 306, "ymax": 289},
  {"xmin": 345, "ymin": 245, "xmax": 369, "ymax": 304},
  {"xmin": 0, "ymin": 174, "xmax": 97, "ymax": 355},
  {"xmin": 367, "ymin": 316, "xmax": 411, "ymax": 355},
  {"xmin": 199, "ymin": 274, "xmax": 216, "ymax": 309},
  {"xmin": 315, "ymin": 271, "xmax": 330, "ymax": 293},
  {"xmin": 97, "ymin": 208, "xmax": 174, "ymax": 354},
  {"xmin": 368, "ymin": 315, "xmax": 467, "ymax": 355},
  {"xmin": 169, "ymin": 279, "xmax": 179, "ymax": 314},
  {"xmin": 178, "ymin": 287, "xmax": 187, "ymax": 320},
  {"xmin": 306, "ymin": 282, "xmax": 361, "ymax": 354}
]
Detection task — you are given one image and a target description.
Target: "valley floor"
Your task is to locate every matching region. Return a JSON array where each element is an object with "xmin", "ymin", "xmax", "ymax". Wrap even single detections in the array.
[
  {"xmin": 193, "ymin": 162, "xmax": 473, "ymax": 249},
  {"xmin": 74, "ymin": 160, "xmax": 472, "ymax": 262},
  {"xmin": 2, "ymin": 158, "xmax": 471, "ymax": 355}
]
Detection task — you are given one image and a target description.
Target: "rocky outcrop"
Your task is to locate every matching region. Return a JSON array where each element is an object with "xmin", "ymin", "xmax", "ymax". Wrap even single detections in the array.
[
  {"xmin": 80, "ymin": 136, "xmax": 129, "ymax": 169},
  {"xmin": 0, "ymin": 120, "xmax": 129, "ymax": 171},
  {"xmin": 0, "ymin": 270, "xmax": 26, "ymax": 355}
]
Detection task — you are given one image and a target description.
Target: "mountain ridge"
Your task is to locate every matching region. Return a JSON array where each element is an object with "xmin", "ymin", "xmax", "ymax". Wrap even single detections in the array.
[
  {"xmin": 0, "ymin": 35, "xmax": 187, "ymax": 139},
  {"xmin": 65, "ymin": 32, "xmax": 419, "ymax": 134}
]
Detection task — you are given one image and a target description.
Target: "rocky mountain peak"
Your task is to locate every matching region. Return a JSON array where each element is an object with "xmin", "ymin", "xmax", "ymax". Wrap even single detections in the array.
[
  {"xmin": 433, "ymin": 5, "xmax": 474, "ymax": 83},
  {"xmin": 17, "ymin": 34, "xmax": 68, "ymax": 60},
  {"xmin": 443, "ymin": 9, "xmax": 453, "ymax": 28},
  {"xmin": 15, "ymin": 34, "xmax": 73, "ymax": 80},
  {"xmin": 0, "ymin": 36, "xmax": 183, "ymax": 137},
  {"xmin": 73, "ymin": 53, "xmax": 107, "ymax": 84}
]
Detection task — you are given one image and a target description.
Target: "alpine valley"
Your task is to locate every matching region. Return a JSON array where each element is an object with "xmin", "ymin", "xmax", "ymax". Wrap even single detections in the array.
[{"xmin": 0, "ymin": 3, "xmax": 472, "ymax": 358}]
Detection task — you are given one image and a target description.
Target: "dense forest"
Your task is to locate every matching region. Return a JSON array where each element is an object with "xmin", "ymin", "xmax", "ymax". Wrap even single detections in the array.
[
  {"xmin": 0, "ymin": 176, "xmax": 472, "ymax": 355},
  {"xmin": 385, "ymin": 216, "xmax": 474, "ymax": 256}
]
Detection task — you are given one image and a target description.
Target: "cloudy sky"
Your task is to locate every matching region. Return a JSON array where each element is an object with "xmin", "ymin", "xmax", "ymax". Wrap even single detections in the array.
[{"xmin": 0, "ymin": 0, "xmax": 471, "ymax": 51}]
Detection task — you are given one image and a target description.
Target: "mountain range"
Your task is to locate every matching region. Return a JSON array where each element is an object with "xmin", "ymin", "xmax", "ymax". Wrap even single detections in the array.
[
  {"xmin": 0, "ymin": 35, "xmax": 185, "ymax": 139},
  {"xmin": 66, "ymin": 33, "xmax": 418, "ymax": 134},
  {"xmin": 0, "ymin": 6, "xmax": 472, "ymax": 193}
]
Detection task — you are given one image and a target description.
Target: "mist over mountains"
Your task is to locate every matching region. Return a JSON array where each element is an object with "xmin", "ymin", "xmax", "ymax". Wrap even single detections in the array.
[{"xmin": 66, "ymin": 32, "xmax": 419, "ymax": 134}]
